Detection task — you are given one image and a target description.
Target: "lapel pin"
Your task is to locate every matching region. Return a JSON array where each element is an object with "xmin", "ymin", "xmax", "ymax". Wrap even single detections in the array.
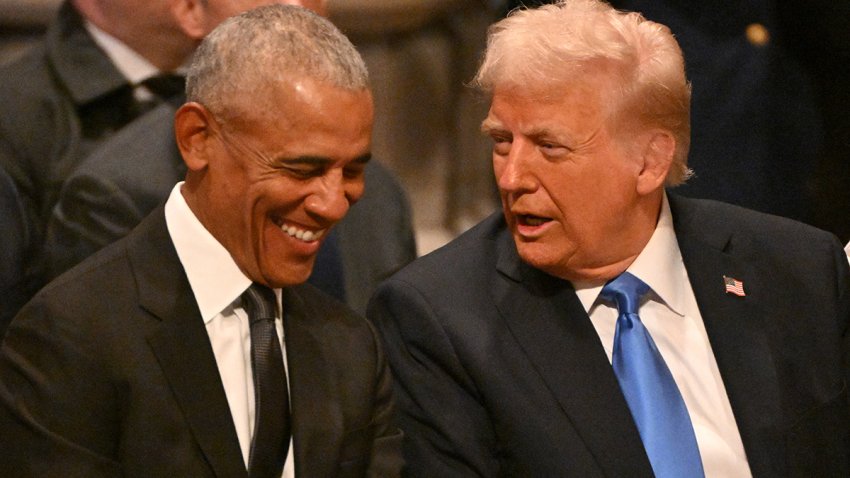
[{"xmin": 723, "ymin": 276, "xmax": 746, "ymax": 297}]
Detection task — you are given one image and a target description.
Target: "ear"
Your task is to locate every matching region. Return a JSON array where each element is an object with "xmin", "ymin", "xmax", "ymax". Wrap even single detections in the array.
[
  {"xmin": 174, "ymin": 102, "xmax": 215, "ymax": 172},
  {"xmin": 171, "ymin": 0, "xmax": 208, "ymax": 40},
  {"xmin": 635, "ymin": 130, "xmax": 675, "ymax": 196}
]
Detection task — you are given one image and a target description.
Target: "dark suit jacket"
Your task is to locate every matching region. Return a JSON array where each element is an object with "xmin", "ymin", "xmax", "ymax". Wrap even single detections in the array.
[
  {"xmin": 368, "ymin": 194, "xmax": 850, "ymax": 477},
  {"xmin": 43, "ymin": 103, "xmax": 417, "ymax": 316},
  {"xmin": 0, "ymin": 2, "xmax": 150, "ymax": 223},
  {"xmin": 0, "ymin": 167, "xmax": 38, "ymax": 332},
  {"xmin": 0, "ymin": 207, "xmax": 403, "ymax": 477},
  {"xmin": 0, "ymin": 2, "xmax": 175, "ymax": 313}
]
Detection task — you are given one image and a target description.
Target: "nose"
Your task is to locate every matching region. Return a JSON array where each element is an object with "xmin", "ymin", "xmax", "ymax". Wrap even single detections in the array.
[
  {"xmin": 495, "ymin": 139, "xmax": 537, "ymax": 194},
  {"xmin": 304, "ymin": 169, "xmax": 363, "ymax": 223}
]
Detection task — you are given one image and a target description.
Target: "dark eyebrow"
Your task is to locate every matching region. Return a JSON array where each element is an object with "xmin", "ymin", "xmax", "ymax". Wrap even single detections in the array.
[
  {"xmin": 351, "ymin": 153, "xmax": 372, "ymax": 165},
  {"xmin": 278, "ymin": 153, "xmax": 372, "ymax": 167}
]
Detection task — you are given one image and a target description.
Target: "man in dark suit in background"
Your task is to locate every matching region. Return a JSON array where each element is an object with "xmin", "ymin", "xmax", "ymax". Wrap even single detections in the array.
[
  {"xmin": 0, "ymin": 0, "xmax": 193, "ymax": 319},
  {"xmin": 0, "ymin": 5, "xmax": 402, "ymax": 476},
  {"xmin": 369, "ymin": 1, "xmax": 850, "ymax": 476},
  {"xmin": 0, "ymin": 0, "xmax": 196, "ymax": 240}
]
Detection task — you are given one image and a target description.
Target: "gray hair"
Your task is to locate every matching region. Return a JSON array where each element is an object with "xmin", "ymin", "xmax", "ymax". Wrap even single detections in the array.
[
  {"xmin": 186, "ymin": 4, "xmax": 369, "ymax": 123},
  {"xmin": 474, "ymin": 0, "xmax": 692, "ymax": 185}
]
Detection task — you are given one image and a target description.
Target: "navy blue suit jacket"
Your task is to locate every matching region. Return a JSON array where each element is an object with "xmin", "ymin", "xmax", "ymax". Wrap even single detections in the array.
[{"xmin": 369, "ymin": 194, "xmax": 850, "ymax": 477}]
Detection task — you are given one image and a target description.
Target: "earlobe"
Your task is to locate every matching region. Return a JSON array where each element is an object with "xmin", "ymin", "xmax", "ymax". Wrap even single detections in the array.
[
  {"xmin": 172, "ymin": 0, "xmax": 208, "ymax": 40},
  {"xmin": 636, "ymin": 130, "xmax": 675, "ymax": 195},
  {"xmin": 175, "ymin": 102, "xmax": 214, "ymax": 172}
]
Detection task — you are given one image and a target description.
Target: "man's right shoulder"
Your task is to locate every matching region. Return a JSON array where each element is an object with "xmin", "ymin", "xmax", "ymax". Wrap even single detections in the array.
[
  {"xmin": 32, "ymin": 207, "xmax": 170, "ymax": 310},
  {"xmin": 386, "ymin": 211, "xmax": 506, "ymax": 287}
]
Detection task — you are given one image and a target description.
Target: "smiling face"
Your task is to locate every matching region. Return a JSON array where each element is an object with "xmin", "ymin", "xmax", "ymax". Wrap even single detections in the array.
[
  {"xmin": 483, "ymin": 79, "xmax": 665, "ymax": 282},
  {"xmin": 179, "ymin": 77, "xmax": 373, "ymax": 288}
]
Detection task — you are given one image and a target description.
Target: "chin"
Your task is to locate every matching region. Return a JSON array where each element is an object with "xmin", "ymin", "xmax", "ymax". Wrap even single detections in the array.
[
  {"xmin": 262, "ymin": 262, "xmax": 316, "ymax": 288},
  {"xmin": 515, "ymin": 242, "xmax": 575, "ymax": 280},
  {"xmin": 516, "ymin": 243, "xmax": 554, "ymax": 270}
]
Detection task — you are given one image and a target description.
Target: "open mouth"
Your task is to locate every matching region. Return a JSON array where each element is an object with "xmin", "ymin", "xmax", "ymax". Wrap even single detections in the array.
[
  {"xmin": 279, "ymin": 222, "xmax": 326, "ymax": 243},
  {"xmin": 517, "ymin": 214, "xmax": 552, "ymax": 227}
]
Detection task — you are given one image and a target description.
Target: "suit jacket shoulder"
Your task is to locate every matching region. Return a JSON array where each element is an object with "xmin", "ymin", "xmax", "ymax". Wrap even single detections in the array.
[
  {"xmin": 668, "ymin": 193, "xmax": 850, "ymax": 477},
  {"xmin": 0, "ymin": 207, "xmax": 247, "ymax": 477}
]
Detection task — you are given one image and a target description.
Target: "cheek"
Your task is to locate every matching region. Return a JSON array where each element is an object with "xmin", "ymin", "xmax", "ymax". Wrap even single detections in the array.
[{"xmin": 345, "ymin": 177, "xmax": 366, "ymax": 204}]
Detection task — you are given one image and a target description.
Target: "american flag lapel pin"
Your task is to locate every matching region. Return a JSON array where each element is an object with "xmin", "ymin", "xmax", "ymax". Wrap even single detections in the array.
[{"xmin": 723, "ymin": 276, "xmax": 746, "ymax": 297}]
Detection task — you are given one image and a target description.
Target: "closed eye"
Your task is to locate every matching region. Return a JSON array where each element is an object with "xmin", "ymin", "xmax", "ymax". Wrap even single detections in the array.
[
  {"xmin": 490, "ymin": 134, "xmax": 513, "ymax": 156},
  {"xmin": 279, "ymin": 164, "xmax": 326, "ymax": 179},
  {"xmin": 342, "ymin": 163, "xmax": 366, "ymax": 180},
  {"xmin": 539, "ymin": 142, "xmax": 569, "ymax": 157}
]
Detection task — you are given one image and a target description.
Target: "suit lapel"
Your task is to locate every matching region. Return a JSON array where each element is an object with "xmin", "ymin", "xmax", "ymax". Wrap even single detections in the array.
[
  {"xmin": 491, "ymin": 230, "xmax": 654, "ymax": 477},
  {"xmin": 128, "ymin": 209, "xmax": 248, "ymax": 478},
  {"xmin": 283, "ymin": 286, "xmax": 340, "ymax": 477},
  {"xmin": 670, "ymin": 194, "xmax": 784, "ymax": 477}
]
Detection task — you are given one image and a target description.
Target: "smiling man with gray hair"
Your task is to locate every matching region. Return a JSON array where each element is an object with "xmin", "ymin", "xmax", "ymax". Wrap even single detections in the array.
[{"xmin": 0, "ymin": 5, "xmax": 402, "ymax": 477}]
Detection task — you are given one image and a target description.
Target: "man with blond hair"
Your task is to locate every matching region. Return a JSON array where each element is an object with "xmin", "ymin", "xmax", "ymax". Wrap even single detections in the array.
[{"xmin": 369, "ymin": 1, "xmax": 850, "ymax": 476}]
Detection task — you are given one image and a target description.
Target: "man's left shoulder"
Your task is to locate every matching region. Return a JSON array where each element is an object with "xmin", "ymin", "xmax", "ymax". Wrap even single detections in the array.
[{"xmin": 669, "ymin": 193, "xmax": 838, "ymax": 245}]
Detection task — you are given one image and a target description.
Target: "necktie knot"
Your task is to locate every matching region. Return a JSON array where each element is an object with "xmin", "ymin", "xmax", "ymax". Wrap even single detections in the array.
[
  {"xmin": 600, "ymin": 271, "xmax": 650, "ymax": 316},
  {"xmin": 241, "ymin": 283, "xmax": 277, "ymax": 325}
]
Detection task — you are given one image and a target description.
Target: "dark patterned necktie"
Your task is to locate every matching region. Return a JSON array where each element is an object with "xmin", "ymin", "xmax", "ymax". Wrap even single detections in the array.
[
  {"xmin": 601, "ymin": 272, "xmax": 704, "ymax": 478},
  {"xmin": 241, "ymin": 283, "xmax": 290, "ymax": 478}
]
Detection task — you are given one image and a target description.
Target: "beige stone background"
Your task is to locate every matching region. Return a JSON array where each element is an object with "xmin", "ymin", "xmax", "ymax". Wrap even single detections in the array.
[{"xmin": 0, "ymin": 0, "xmax": 504, "ymax": 255}]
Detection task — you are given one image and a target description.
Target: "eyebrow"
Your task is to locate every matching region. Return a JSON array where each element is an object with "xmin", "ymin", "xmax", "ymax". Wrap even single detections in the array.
[
  {"xmin": 480, "ymin": 118, "xmax": 503, "ymax": 135},
  {"xmin": 277, "ymin": 153, "xmax": 372, "ymax": 167},
  {"xmin": 481, "ymin": 120, "xmax": 562, "ymax": 143}
]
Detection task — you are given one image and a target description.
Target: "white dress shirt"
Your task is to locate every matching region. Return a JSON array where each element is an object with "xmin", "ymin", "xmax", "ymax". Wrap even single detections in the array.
[
  {"xmin": 844, "ymin": 241, "xmax": 849, "ymax": 264},
  {"xmin": 165, "ymin": 183, "xmax": 294, "ymax": 478},
  {"xmin": 572, "ymin": 194, "xmax": 752, "ymax": 478}
]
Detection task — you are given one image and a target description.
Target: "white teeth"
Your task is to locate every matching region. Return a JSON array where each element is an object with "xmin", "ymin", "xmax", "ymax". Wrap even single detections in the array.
[{"xmin": 281, "ymin": 224, "xmax": 325, "ymax": 242}]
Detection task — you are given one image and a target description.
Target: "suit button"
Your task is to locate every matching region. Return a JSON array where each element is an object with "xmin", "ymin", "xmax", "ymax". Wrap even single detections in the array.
[{"xmin": 745, "ymin": 23, "xmax": 770, "ymax": 46}]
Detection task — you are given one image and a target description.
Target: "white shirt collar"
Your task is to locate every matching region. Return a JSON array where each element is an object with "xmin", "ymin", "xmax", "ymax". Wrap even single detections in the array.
[
  {"xmin": 844, "ymin": 241, "xmax": 850, "ymax": 265},
  {"xmin": 84, "ymin": 20, "xmax": 159, "ymax": 86},
  {"xmin": 573, "ymin": 193, "xmax": 686, "ymax": 316},
  {"xmin": 164, "ymin": 183, "xmax": 253, "ymax": 323}
]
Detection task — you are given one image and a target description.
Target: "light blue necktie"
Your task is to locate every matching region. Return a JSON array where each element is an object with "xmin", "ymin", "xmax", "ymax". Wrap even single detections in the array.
[{"xmin": 601, "ymin": 272, "xmax": 705, "ymax": 478}]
